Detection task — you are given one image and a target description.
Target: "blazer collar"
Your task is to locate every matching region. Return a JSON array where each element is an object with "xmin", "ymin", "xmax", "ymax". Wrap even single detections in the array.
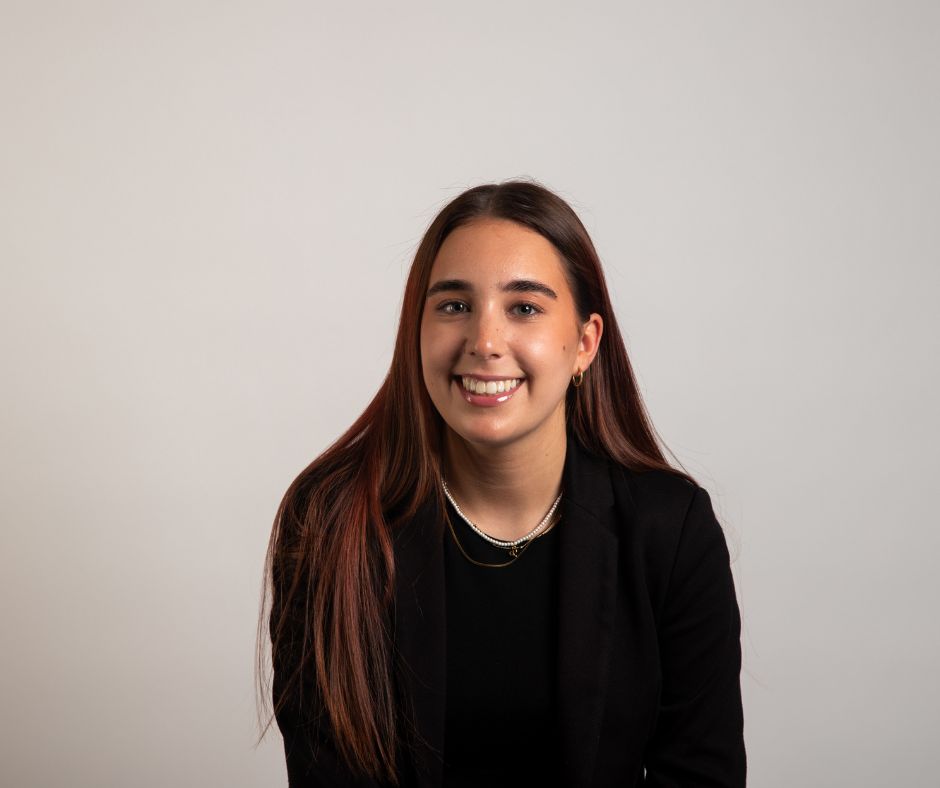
[{"xmin": 392, "ymin": 434, "xmax": 620, "ymax": 788}]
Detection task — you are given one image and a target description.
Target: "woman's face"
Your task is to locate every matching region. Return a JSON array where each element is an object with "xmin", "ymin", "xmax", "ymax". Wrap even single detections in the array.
[{"xmin": 420, "ymin": 218, "xmax": 602, "ymax": 452}]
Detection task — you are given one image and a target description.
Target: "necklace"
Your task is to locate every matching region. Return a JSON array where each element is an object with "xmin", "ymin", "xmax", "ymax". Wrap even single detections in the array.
[
  {"xmin": 441, "ymin": 478, "xmax": 563, "ymax": 558},
  {"xmin": 445, "ymin": 507, "xmax": 559, "ymax": 568}
]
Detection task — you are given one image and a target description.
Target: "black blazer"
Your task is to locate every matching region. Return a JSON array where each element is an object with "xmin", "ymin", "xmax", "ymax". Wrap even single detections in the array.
[{"xmin": 276, "ymin": 437, "xmax": 746, "ymax": 787}]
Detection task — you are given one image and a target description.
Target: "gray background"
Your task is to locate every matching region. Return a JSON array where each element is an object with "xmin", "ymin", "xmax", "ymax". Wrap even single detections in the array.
[{"xmin": 2, "ymin": 1, "xmax": 938, "ymax": 786}]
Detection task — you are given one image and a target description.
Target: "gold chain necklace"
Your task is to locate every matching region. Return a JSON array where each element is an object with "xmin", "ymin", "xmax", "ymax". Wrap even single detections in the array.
[{"xmin": 444, "ymin": 507, "xmax": 561, "ymax": 569}]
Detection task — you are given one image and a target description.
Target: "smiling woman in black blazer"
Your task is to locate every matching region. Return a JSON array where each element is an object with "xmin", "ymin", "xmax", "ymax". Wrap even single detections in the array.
[{"xmin": 261, "ymin": 181, "xmax": 745, "ymax": 787}]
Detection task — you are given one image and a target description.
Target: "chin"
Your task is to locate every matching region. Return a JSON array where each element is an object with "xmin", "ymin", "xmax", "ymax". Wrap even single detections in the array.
[{"xmin": 445, "ymin": 417, "xmax": 543, "ymax": 452}]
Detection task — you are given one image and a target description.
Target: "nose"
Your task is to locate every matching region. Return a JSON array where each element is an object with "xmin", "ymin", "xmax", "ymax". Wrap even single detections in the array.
[{"xmin": 465, "ymin": 308, "xmax": 505, "ymax": 359}]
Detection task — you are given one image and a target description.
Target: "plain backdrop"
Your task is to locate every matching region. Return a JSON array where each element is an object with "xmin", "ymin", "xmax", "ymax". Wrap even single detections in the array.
[{"xmin": 2, "ymin": 2, "xmax": 938, "ymax": 786}]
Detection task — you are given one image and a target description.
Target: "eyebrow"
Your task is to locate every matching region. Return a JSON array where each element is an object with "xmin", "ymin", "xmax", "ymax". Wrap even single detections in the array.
[{"xmin": 426, "ymin": 278, "xmax": 558, "ymax": 299}]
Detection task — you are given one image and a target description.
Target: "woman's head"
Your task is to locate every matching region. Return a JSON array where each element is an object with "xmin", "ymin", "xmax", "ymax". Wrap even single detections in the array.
[
  {"xmin": 390, "ymin": 180, "xmax": 657, "ymax": 467},
  {"xmin": 419, "ymin": 216, "xmax": 603, "ymax": 452}
]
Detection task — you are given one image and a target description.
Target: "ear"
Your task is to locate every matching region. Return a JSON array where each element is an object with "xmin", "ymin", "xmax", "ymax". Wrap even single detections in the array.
[{"xmin": 574, "ymin": 313, "xmax": 603, "ymax": 374}]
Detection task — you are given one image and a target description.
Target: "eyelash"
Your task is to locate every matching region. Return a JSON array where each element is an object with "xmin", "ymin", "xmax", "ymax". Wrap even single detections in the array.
[{"xmin": 436, "ymin": 300, "xmax": 543, "ymax": 318}]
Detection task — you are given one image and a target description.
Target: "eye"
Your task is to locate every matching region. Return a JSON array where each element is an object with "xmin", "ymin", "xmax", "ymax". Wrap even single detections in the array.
[
  {"xmin": 511, "ymin": 302, "xmax": 542, "ymax": 317},
  {"xmin": 437, "ymin": 300, "xmax": 469, "ymax": 315}
]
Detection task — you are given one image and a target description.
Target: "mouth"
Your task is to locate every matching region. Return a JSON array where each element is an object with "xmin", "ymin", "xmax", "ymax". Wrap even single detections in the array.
[
  {"xmin": 453, "ymin": 374, "xmax": 525, "ymax": 406},
  {"xmin": 456, "ymin": 375, "xmax": 523, "ymax": 395}
]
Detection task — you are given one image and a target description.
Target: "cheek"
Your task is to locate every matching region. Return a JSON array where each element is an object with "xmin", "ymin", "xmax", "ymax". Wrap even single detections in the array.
[
  {"xmin": 524, "ymin": 328, "xmax": 579, "ymax": 367},
  {"xmin": 419, "ymin": 316, "xmax": 438, "ymax": 361},
  {"xmin": 420, "ymin": 318, "xmax": 457, "ymax": 375}
]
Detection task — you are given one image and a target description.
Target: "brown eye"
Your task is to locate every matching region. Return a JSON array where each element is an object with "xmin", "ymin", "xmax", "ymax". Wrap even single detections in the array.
[
  {"xmin": 511, "ymin": 302, "xmax": 541, "ymax": 317},
  {"xmin": 439, "ymin": 301, "xmax": 469, "ymax": 315}
]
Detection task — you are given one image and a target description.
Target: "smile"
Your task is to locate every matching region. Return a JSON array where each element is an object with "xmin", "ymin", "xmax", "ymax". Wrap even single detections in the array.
[
  {"xmin": 453, "ymin": 375, "xmax": 525, "ymax": 407},
  {"xmin": 459, "ymin": 376, "xmax": 522, "ymax": 395}
]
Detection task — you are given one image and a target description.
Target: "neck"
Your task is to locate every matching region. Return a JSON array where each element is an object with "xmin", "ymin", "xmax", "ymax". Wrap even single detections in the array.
[{"xmin": 441, "ymin": 416, "xmax": 567, "ymax": 541}]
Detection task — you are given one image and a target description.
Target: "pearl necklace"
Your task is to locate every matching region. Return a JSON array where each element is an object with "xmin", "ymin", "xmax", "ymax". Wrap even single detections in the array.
[{"xmin": 441, "ymin": 478, "xmax": 563, "ymax": 557}]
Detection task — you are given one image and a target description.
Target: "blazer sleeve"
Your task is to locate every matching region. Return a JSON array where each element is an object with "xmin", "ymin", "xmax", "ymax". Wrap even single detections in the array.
[
  {"xmin": 643, "ymin": 486, "xmax": 746, "ymax": 787},
  {"xmin": 270, "ymin": 560, "xmax": 386, "ymax": 788},
  {"xmin": 273, "ymin": 653, "xmax": 383, "ymax": 787}
]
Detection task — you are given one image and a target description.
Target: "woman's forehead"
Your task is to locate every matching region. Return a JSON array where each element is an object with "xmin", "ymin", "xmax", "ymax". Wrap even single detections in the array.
[{"xmin": 430, "ymin": 218, "xmax": 569, "ymax": 289}]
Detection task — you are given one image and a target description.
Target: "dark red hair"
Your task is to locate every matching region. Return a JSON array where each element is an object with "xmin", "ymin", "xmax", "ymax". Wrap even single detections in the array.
[{"xmin": 259, "ymin": 180, "xmax": 693, "ymax": 782}]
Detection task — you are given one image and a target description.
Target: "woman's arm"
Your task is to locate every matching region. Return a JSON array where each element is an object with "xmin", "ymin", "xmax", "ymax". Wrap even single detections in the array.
[
  {"xmin": 273, "ymin": 668, "xmax": 384, "ymax": 788},
  {"xmin": 643, "ymin": 487, "xmax": 747, "ymax": 787},
  {"xmin": 270, "ymin": 558, "xmax": 387, "ymax": 788}
]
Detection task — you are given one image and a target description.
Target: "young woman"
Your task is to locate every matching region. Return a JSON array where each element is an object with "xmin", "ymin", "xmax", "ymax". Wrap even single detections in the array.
[{"xmin": 262, "ymin": 181, "xmax": 746, "ymax": 787}]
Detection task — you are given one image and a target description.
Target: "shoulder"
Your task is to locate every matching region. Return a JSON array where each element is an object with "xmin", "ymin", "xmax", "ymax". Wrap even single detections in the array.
[
  {"xmin": 614, "ymin": 464, "xmax": 699, "ymax": 520},
  {"xmin": 607, "ymin": 462, "xmax": 730, "ymax": 601},
  {"xmin": 609, "ymin": 462, "xmax": 705, "ymax": 544},
  {"xmin": 566, "ymin": 438, "xmax": 716, "ymax": 553}
]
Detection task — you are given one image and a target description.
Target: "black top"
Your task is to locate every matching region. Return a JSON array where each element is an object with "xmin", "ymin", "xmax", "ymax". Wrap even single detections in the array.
[{"xmin": 441, "ymin": 499, "xmax": 562, "ymax": 787}]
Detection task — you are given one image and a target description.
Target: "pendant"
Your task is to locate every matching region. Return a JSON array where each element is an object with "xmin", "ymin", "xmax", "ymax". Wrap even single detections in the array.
[{"xmin": 509, "ymin": 545, "xmax": 519, "ymax": 558}]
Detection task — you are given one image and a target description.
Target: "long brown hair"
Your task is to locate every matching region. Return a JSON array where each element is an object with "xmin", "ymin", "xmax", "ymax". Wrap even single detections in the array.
[{"xmin": 258, "ymin": 180, "xmax": 693, "ymax": 783}]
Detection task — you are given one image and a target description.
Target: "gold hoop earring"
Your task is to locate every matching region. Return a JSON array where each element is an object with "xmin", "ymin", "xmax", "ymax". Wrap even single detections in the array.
[{"xmin": 571, "ymin": 369, "xmax": 585, "ymax": 388}]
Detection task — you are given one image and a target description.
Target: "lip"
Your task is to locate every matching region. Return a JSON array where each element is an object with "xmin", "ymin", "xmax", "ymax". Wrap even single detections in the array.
[{"xmin": 453, "ymin": 376, "xmax": 524, "ymax": 408}]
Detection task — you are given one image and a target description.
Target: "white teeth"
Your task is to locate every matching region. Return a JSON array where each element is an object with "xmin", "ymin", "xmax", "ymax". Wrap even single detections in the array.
[{"xmin": 460, "ymin": 377, "xmax": 521, "ymax": 395}]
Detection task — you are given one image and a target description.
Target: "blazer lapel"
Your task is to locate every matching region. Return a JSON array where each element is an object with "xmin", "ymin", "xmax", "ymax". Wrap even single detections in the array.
[
  {"xmin": 555, "ymin": 437, "xmax": 619, "ymax": 787},
  {"xmin": 392, "ymin": 496, "xmax": 447, "ymax": 788}
]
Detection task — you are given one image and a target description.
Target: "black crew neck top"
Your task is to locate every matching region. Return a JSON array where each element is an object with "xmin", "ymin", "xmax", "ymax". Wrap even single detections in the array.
[{"xmin": 441, "ymin": 499, "xmax": 562, "ymax": 787}]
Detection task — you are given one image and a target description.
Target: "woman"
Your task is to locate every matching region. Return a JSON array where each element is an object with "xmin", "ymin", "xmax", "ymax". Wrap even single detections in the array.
[{"xmin": 262, "ymin": 181, "xmax": 746, "ymax": 787}]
